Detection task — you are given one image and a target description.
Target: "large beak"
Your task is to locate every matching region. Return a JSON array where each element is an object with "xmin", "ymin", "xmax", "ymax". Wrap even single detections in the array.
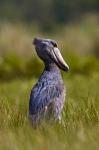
[{"xmin": 50, "ymin": 47, "xmax": 69, "ymax": 71}]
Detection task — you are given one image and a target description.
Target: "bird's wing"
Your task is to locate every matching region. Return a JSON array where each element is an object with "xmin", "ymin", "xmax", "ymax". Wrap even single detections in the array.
[{"xmin": 29, "ymin": 81, "xmax": 62, "ymax": 114}]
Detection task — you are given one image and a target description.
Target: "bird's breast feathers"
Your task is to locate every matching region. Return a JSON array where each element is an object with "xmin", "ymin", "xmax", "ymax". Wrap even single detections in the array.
[{"xmin": 29, "ymin": 77, "xmax": 65, "ymax": 115}]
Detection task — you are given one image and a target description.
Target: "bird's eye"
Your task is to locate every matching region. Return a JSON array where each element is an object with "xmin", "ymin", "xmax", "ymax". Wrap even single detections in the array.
[
  {"xmin": 51, "ymin": 41, "xmax": 57, "ymax": 47},
  {"xmin": 42, "ymin": 43, "xmax": 46, "ymax": 48}
]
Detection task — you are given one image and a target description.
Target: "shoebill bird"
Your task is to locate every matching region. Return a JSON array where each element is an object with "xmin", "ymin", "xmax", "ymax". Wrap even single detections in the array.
[{"xmin": 29, "ymin": 38, "xmax": 69, "ymax": 127}]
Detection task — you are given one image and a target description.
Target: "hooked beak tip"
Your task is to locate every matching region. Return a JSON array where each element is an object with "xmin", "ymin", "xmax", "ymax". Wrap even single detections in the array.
[
  {"xmin": 64, "ymin": 65, "xmax": 69, "ymax": 72},
  {"xmin": 51, "ymin": 47, "xmax": 69, "ymax": 72}
]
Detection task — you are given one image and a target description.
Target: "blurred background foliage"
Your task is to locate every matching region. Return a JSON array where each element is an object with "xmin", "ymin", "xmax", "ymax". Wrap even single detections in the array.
[
  {"xmin": 0, "ymin": 2, "xmax": 99, "ymax": 149},
  {"xmin": 0, "ymin": 0, "xmax": 99, "ymax": 80},
  {"xmin": 0, "ymin": 0, "xmax": 99, "ymax": 28}
]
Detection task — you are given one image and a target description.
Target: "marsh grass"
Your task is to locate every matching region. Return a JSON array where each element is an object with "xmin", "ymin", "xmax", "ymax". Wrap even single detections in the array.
[
  {"xmin": 0, "ymin": 74, "xmax": 99, "ymax": 150},
  {"xmin": 0, "ymin": 15, "xmax": 99, "ymax": 149}
]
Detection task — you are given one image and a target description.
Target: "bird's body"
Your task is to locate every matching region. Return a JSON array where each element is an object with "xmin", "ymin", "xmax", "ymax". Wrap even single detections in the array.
[{"xmin": 29, "ymin": 38, "xmax": 69, "ymax": 126}]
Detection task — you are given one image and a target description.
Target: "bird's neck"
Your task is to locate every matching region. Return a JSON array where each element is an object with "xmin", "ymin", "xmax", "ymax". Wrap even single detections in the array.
[{"xmin": 44, "ymin": 62, "xmax": 61, "ymax": 74}]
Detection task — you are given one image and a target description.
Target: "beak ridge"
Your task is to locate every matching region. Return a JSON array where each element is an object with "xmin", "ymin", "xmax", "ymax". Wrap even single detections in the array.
[{"xmin": 51, "ymin": 48, "xmax": 69, "ymax": 71}]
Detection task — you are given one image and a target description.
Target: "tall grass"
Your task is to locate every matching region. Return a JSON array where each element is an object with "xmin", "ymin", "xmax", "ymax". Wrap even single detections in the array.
[
  {"xmin": 0, "ymin": 74, "xmax": 99, "ymax": 150},
  {"xmin": 0, "ymin": 14, "xmax": 99, "ymax": 149}
]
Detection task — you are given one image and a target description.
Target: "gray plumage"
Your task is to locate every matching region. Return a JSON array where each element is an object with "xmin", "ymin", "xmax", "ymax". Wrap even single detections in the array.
[{"xmin": 29, "ymin": 38, "xmax": 69, "ymax": 127}]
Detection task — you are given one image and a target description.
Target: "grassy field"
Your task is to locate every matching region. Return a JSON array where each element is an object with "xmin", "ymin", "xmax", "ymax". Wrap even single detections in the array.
[
  {"xmin": 0, "ymin": 74, "xmax": 99, "ymax": 150},
  {"xmin": 0, "ymin": 15, "xmax": 99, "ymax": 149}
]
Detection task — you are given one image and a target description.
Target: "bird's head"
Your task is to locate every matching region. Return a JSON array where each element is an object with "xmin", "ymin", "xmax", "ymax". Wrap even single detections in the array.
[{"xmin": 33, "ymin": 37, "xmax": 69, "ymax": 71}]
